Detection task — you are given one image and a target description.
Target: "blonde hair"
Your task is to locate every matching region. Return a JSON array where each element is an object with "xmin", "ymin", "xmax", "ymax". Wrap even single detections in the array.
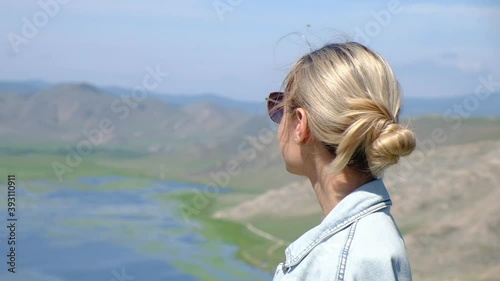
[{"xmin": 282, "ymin": 42, "xmax": 416, "ymax": 177}]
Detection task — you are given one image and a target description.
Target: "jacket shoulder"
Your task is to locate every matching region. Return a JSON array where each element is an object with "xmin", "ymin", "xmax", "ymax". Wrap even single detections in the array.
[{"xmin": 343, "ymin": 209, "xmax": 412, "ymax": 281}]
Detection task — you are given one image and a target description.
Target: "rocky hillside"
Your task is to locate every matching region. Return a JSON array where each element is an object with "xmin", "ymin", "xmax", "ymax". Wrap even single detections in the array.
[
  {"xmin": 388, "ymin": 141, "xmax": 500, "ymax": 281},
  {"xmin": 213, "ymin": 140, "xmax": 500, "ymax": 281}
]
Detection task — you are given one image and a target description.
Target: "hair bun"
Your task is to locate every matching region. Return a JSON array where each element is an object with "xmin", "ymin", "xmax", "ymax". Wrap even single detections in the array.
[{"xmin": 367, "ymin": 123, "xmax": 416, "ymax": 176}]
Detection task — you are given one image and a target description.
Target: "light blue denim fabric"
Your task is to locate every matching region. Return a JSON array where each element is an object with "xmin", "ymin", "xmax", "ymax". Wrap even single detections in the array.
[{"xmin": 272, "ymin": 179, "xmax": 412, "ymax": 281}]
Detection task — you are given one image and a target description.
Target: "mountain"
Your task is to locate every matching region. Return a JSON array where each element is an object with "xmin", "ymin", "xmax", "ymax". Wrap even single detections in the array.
[
  {"xmin": 1, "ymin": 80, "xmax": 498, "ymax": 154},
  {"xmin": 0, "ymin": 83, "xmax": 255, "ymax": 154},
  {"xmin": 0, "ymin": 80, "xmax": 51, "ymax": 94},
  {"xmin": 403, "ymin": 95, "xmax": 500, "ymax": 117},
  {"xmin": 102, "ymin": 86, "xmax": 266, "ymax": 114},
  {"xmin": 103, "ymin": 85, "xmax": 500, "ymax": 117},
  {"xmin": 3, "ymin": 80, "xmax": 498, "ymax": 117}
]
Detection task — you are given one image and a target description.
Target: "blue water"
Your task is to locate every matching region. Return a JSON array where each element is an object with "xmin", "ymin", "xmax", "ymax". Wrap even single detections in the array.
[{"xmin": 0, "ymin": 177, "xmax": 273, "ymax": 281}]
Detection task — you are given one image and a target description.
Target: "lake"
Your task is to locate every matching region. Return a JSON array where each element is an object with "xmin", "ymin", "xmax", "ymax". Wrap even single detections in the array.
[{"xmin": 0, "ymin": 176, "xmax": 273, "ymax": 281}]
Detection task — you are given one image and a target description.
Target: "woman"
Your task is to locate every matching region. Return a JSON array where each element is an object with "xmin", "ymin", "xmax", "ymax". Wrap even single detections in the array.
[{"xmin": 266, "ymin": 42, "xmax": 415, "ymax": 281}]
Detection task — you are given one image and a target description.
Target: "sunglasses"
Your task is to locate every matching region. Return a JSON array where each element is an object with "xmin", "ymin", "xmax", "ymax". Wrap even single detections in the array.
[{"xmin": 265, "ymin": 91, "xmax": 285, "ymax": 123}]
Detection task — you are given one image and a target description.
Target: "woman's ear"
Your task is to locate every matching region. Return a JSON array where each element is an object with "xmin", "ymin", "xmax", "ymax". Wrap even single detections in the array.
[{"xmin": 293, "ymin": 108, "xmax": 310, "ymax": 144}]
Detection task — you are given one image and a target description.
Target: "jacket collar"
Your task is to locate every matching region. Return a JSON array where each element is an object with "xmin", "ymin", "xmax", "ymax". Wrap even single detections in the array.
[{"xmin": 284, "ymin": 179, "xmax": 392, "ymax": 268}]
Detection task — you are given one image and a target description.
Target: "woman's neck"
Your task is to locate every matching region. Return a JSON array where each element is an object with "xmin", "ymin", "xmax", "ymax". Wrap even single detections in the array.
[{"xmin": 307, "ymin": 165, "xmax": 373, "ymax": 216}]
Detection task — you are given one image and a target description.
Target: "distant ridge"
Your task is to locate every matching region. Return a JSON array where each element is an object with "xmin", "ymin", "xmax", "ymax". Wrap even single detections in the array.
[
  {"xmin": 0, "ymin": 82, "xmax": 257, "ymax": 151},
  {"xmin": 0, "ymin": 80, "xmax": 51, "ymax": 94},
  {"xmin": 103, "ymin": 86, "xmax": 266, "ymax": 114},
  {"xmin": 0, "ymin": 80, "xmax": 498, "ymax": 117},
  {"xmin": 401, "ymin": 94, "xmax": 500, "ymax": 117},
  {"xmin": 100, "ymin": 84, "xmax": 500, "ymax": 117}
]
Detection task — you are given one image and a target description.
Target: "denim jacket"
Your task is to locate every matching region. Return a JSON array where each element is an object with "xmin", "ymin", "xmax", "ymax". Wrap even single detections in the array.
[{"xmin": 273, "ymin": 179, "xmax": 412, "ymax": 281}]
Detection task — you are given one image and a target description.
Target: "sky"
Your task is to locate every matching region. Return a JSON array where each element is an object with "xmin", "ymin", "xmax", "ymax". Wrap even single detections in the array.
[{"xmin": 1, "ymin": 0, "xmax": 499, "ymax": 101}]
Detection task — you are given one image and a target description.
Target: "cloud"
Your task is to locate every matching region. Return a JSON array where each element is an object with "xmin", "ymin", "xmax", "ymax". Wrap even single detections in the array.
[
  {"xmin": 434, "ymin": 50, "xmax": 484, "ymax": 74},
  {"xmin": 454, "ymin": 62, "xmax": 483, "ymax": 73}
]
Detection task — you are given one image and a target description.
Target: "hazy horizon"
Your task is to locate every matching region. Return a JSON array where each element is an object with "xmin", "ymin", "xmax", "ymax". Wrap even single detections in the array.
[
  {"xmin": 1, "ymin": 0, "xmax": 499, "ymax": 101},
  {"xmin": 3, "ymin": 78, "xmax": 500, "ymax": 103}
]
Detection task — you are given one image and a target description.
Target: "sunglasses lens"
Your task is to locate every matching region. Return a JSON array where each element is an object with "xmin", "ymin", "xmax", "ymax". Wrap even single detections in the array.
[{"xmin": 267, "ymin": 92, "xmax": 284, "ymax": 123}]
